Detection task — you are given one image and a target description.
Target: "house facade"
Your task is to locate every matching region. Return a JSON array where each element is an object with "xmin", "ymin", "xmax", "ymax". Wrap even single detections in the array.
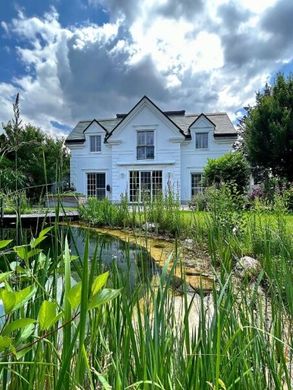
[{"xmin": 66, "ymin": 96, "xmax": 237, "ymax": 204}]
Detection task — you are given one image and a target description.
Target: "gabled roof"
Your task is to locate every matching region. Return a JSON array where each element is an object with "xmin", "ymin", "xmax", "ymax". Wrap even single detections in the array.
[
  {"xmin": 65, "ymin": 96, "xmax": 237, "ymax": 144},
  {"xmin": 188, "ymin": 113, "xmax": 216, "ymax": 129},
  {"xmin": 105, "ymin": 96, "xmax": 186, "ymax": 141},
  {"xmin": 82, "ymin": 119, "xmax": 109, "ymax": 134}
]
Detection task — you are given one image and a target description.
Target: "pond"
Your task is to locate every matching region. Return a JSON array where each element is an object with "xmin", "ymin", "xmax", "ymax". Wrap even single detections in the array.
[{"xmin": 0, "ymin": 225, "xmax": 160, "ymax": 290}]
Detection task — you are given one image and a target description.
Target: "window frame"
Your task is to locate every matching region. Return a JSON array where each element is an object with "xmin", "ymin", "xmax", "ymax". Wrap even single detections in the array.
[
  {"xmin": 136, "ymin": 130, "xmax": 155, "ymax": 160},
  {"xmin": 191, "ymin": 172, "xmax": 204, "ymax": 197},
  {"xmin": 89, "ymin": 135, "xmax": 102, "ymax": 153},
  {"xmin": 87, "ymin": 172, "xmax": 106, "ymax": 198},
  {"xmin": 129, "ymin": 170, "xmax": 162, "ymax": 203},
  {"xmin": 195, "ymin": 132, "xmax": 209, "ymax": 149}
]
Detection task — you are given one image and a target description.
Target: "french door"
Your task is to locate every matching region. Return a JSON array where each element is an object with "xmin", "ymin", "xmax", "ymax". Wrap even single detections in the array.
[
  {"xmin": 87, "ymin": 173, "xmax": 106, "ymax": 199},
  {"xmin": 129, "ymin": 170, "xmax": 162, "ymax": 202}
]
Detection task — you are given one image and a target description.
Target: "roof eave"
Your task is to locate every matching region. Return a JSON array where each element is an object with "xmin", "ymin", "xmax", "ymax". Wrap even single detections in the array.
[
  {"xmin": 106, "ymin": 95, "xmax": 186, "ymax": 141},
  {"xmin": 214, "ymin": 133, "xmax": 237, "ymax": 137},
  {"xmin": 65, "ymin": 139, "xmax": 85, "ymax": 145},
  {"xmin": 188, "ymin": 113, "xmax": 216, "ymax": 130}
]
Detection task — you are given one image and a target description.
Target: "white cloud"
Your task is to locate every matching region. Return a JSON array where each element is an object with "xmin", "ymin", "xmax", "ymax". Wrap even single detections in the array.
[{"xmin": 0, "ymin": 0, "xmax": 292, "ymax": 136}]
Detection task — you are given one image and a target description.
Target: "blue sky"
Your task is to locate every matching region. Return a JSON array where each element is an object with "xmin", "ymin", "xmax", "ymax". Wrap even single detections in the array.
[{"xmin": 0, "ymin": 0, "xmax": 292, "ymax": 136}]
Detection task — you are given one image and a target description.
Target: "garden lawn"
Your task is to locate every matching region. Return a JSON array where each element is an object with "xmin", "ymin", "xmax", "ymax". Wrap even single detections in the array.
[{"xmin": 180, "ymin": 210, "xmax": 293, "ymax": 233}]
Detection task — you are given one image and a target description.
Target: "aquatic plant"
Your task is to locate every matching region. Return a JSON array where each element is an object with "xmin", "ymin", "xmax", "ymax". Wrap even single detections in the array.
[{"xmin": 0, "ymin": 220, "xmax": 292, "ymax": 388}]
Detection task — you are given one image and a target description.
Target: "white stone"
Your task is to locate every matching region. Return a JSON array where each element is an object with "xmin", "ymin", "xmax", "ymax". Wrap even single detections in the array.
[
  {"xmin": 235, "ymin": 256, "xmax": 261, "ymax": 279},
  {"xmin": 142, "ymin": 222, "xmax": 158, "ymax": 231}
]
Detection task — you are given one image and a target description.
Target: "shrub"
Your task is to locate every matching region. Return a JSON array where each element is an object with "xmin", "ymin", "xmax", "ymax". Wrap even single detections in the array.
[
  {"xmin": 203, "ymin": 151, "xmax": 250, "ymax": 194},
  {"xmin": 284, "ymin": 186, "xmax": 293, "ymax": 211},
  {"xmin": 188, "ymin": 191, "xmax": 208, "ymax": 211}
]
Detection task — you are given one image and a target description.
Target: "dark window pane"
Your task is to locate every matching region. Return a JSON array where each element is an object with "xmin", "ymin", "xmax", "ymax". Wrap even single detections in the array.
[
  {"xmin": 87, "ymin": 173, "xmax": 105, "ymax": 198},
  {"xmin": 137, "ymin": 132, "xmax": 145, "ymax": 146},
  {"xmin": 146, "ymin": 131, "xmax": 154, "ymax": 145},
  {"xmin": 137, "ymin": 131, "xmax": 154, "ymax": 160},
  {"xmin": 96, "ymin": 173, "xmax": 105, "ymax": 188},
  {"xmin": 90, "ymin": 135, "xmax": 101, "ymax": 152},
  {"xmin": 196, "ymin": 133, "xmax": 208, "ymax": 149},
  {"xmin": 129, "ymin": 171, "xmax": 139, "ymax": 202},
  {"xmin": 137, "ymin": 146, "xmax": 145, "ymax": 159},
  {"xmin": 146, "ymin": 146, "xmax": 154, "ymax": 159},
  {"xmin": 191, "ymin": 173, "xmax": 203, "ymax": 197}
]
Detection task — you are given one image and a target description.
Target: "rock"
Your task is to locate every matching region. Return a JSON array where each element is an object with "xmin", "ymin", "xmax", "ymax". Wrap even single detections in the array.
[
  {"xmin": 235, "ymin": 256, "xmax": 261, "ymax": 279},
  {"xmin": 141, "ymin": 222, "xmax": 158, "ymax": 232},
  {"xmin": 184, "ymin": 238, "xmax": 194, "ymax": 249}
]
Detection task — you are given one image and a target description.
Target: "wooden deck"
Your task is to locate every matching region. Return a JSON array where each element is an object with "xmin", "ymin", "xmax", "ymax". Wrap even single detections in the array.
[{"xmin": 0, "ymin": 211, "xmax": 79, "ymax": 227}]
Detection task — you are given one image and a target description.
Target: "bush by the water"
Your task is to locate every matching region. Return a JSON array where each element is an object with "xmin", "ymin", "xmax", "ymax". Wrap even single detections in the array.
[{"xmin": 203, "ymin": 151, "xmax": 250, "ymax": 194}]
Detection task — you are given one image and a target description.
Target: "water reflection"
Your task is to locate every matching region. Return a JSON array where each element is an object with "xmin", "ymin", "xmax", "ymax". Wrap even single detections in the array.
[{"xmin": 0, "ymin": 226, "xmax": 159, "ymax": 290}]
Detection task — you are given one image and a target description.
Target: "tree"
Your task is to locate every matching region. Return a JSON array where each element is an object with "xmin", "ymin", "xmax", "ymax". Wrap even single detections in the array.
[
  {"xmin": 242, "ymin": 73, "xmax": 293, "ymax": 182},
  {"xmin": 203, "ymin": 152, "xmax": 250, "ymax": 194},
  {"xmin": 0, "ymin": 94, "xmax": 70, "ymax": 197}
]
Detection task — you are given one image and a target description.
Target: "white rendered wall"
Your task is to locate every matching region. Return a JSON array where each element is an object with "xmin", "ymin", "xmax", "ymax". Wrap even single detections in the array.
[
  {"xmin": 68, "ymin": 107, "xmax": 235, "ymax": 203},
  {"xmin": 69, "ymin": 122, "xmax": 112, "ymax": 198},
  {"xmin": 180, "ymin": 117, "xmax": 235, "ymax": 203},
  {"xmin": 108, "ymin": 102, "xmax": 184, "ymax": 202}
]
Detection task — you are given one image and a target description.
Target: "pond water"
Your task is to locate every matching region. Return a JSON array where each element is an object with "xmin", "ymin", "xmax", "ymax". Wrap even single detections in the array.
[{"xmin": 0, "ymin": 225, "xmax": 159, "ymax": 290}]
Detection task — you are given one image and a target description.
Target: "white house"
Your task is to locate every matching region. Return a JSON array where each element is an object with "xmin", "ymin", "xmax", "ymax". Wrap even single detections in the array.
[{"xmin": 66, "ymin": 96, "xmax": 237, "ymax": 204}]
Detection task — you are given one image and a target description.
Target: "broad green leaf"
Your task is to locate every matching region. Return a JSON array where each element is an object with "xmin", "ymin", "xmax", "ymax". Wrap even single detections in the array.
[
  {"xmin": 38, "ymin": 300, "xmax": 62, "ymax": 331},
  {"xmin": 13, "ymin": 245, "xmax": 29, "ymax": 260},
  {"xmin": 9, "ymin": 261, "xmax": 20, "ymax": 272},
  {"xmin": 14, "ymin": 286, "xmax": 36, "ymax": 310},
  {"xmin": 26, "ymin": 249, "xmax": 42, "ymax": 259},
  {"xmin": 20, "ymin": 323, "xmax": 35, "ymax": 341},
  {"xmin": 0, "ymin": 336, "xmax": 12, "ymax": 351},
  {"xmin": 30, "ymin": 236, "xmax": 47, "ymax": 249},
  {"xmin": 0, "ymin": 240, "xmax": 12, "ymax": 249},
  {"xmin": 0, "ymin": 286, "xmax": 37, "ymax": 314},
  {"xmin": 0, "ymin": 271, "xmax": 12, "ymax": 283},
  {"xmin": 91, "ymin": 272, "xmax": 109, "ymax": 296},
  {"xmin": 88, "ymin": 288, "xmax": 121, "ymax": 310},
  {"xmin": 67, "ymin": 282, "xmax": 82, "ymax": 309},
  {"xmin": 38, "ymin": 226, "xmax": 53, "ymax": 238},
  {"xmin": 0, "ymin": 290, "xmax": 16, "ymax": 314},
  {"xmin": 2, "ymin": 318, "xmax": 36, "ymax": 336}
]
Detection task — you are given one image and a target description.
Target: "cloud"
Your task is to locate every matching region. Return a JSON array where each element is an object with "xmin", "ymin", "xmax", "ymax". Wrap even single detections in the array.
[{"xmin": 0, "ymin": 0, "xmax": 292, "ymax": 137}]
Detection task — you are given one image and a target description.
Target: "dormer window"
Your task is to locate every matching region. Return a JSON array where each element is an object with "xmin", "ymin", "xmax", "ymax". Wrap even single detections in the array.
[
  {"xmin": 137, "ymin": 130, "xmax": 154, "ymax": 160},
  {"xmin": 90, "ymin": 135, "xmax": 101, "ymax": 152},
  {"xmin": 196, "ymin": 133, "xmax": 208, "ymax": 149}
]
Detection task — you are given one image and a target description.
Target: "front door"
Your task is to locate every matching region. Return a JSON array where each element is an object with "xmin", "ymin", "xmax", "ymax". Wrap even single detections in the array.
[{"xmin": 87, "ymin": 173, "xmax": 106, "ymax": 199}]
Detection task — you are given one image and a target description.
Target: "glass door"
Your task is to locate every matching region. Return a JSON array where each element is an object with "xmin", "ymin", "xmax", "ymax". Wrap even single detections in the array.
[{"xmin": 87, "ymin": 173, "xmax": 106, "ymax": 199}]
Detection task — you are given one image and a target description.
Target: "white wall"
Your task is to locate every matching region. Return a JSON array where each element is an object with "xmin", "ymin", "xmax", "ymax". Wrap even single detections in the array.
[
  {"xmin": 180, "ymin": 117, "xmax": 234, "ymax": 203},
  {"xmin": 69, "ymin": 122, "xmax": 112, "ymax": 198},
  {"xmin": 108, "ymin": 101, "xmax": 184, "ymax": 202},
  {"xmin": 69, "ymin": 105, "xmax": 234, "ymax": 203}
]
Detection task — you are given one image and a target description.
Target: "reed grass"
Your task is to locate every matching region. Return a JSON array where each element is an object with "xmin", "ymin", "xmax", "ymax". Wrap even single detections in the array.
[{"xmin": 0, "ymin": 185, "xmax": 292, "ymax": 389}]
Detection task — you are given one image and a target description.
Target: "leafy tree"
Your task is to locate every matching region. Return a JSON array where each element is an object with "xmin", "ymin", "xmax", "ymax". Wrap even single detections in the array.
[
  {"xmin": 203, "ymin": 152, "xmax": 250, "ymax": 194},
  {"xmin": 0, "ymin": 94, "xmax": 69, "ymax": 198},
  {"xmin": 242, "ymin": 73, "xmax": 293, "ymax": 182}
]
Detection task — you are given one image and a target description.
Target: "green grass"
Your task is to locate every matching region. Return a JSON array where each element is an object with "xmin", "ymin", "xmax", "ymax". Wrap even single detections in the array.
[
  {"xmin": 0, "ymin": 187, "xmax": 292, "ymax": 389},
  {"xmin": 0, "ymin": 225, "xmax": 292, "ymax": 389}
]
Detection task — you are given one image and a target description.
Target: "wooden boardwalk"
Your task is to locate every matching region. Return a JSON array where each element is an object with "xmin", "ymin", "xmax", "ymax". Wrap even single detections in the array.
[{"xmin": 0, "ymin": 211, "xmax": 79, "ymax": 227}]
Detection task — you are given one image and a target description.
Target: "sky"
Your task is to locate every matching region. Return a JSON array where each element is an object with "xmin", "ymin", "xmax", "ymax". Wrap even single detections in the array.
[{"xmin": 0, "ymin": 0, "xmax": 292, "ymax": 137}]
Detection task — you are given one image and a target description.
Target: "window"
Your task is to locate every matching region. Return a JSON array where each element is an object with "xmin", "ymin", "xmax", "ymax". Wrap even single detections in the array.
[
  {"xmin": 137, "ymin": 131, "xmax": 154, "ymax": 159},
  {"xmin": 87, "ymin": 173, "xmax": 106, "ymax": 198},
  {"xmin": 90, "ymin": 135, "xmax": 101, "ymax": 152},
  {"xmin": 196, "ymin": 133, "xmax": 208, "ymax": 149},
  {"xmin": 191, "ymin": 173, "xmax": 203, "ymax": 197},
  {"xmin": 129, "ymin": 170, "xmax": 162, "ymax": 202}
]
